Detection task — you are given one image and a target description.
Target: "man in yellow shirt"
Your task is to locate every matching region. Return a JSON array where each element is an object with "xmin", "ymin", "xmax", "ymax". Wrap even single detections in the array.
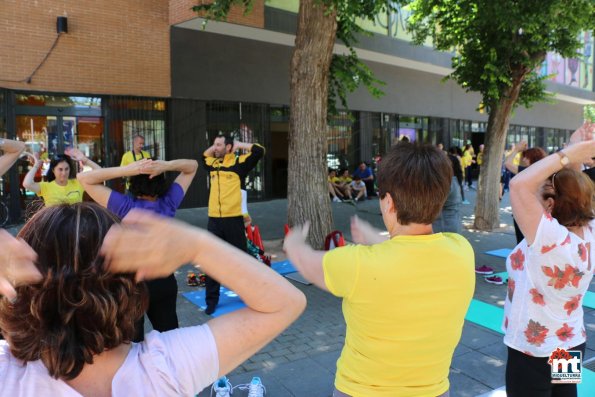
[
  {"xmin": 120, "ymin": 135, "xmax": 151, "ymax": 167},
  {"xmin": 121, "ymin": 135, "xmax": 151, "ymax": 190},
  {"xmin": 284, "ymin": 143, "xmax": 475, "ymax": 397}
]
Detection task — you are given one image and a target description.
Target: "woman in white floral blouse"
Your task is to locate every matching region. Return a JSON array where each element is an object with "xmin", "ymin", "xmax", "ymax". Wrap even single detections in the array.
[{"xmin": 505, "ymin": 123, "xmax": 595, "ymax": 397}]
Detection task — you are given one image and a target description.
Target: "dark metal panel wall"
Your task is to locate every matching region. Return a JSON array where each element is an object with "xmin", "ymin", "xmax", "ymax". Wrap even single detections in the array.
[{"xmin": 168, "ymin": 98, "xmax": 209, "ymax": 208}]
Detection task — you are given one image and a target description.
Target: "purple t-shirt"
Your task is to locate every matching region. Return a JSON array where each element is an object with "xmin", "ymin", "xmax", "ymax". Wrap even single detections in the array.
[{"xmin": 107, "ymin": 183, "xmax": 184, "ymax": 219}]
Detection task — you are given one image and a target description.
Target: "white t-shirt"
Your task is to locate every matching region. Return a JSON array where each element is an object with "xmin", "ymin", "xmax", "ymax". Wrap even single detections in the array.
[
  {"xmin": 350, "ymin": 180, "xmax": 366, "ymax": 193},
  {"xmin": 503, "ymin": 213, "xmax": 594, "ymax": 357},
  {"xmin": 0, "ymin": 325, "xmax": 219, "ymax": 397}
]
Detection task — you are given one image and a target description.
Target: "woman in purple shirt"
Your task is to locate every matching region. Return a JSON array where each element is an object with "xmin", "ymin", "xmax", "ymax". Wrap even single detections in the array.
[{"xmin": 77, "ymin": 158, "xmax": 198, "ymax": 340}]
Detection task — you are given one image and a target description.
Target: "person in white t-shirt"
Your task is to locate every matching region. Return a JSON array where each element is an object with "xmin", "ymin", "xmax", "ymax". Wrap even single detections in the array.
[
  {"xmin": 349, "ymin": 175, "xmax": 367, "ymax": 202},
  {"xmin": 504, "ymin": 122, "xmax": 595, "ymax": 397},
  {"xmin": 0, "ymin": 203, "xmax": 305, "ymax": 397}
]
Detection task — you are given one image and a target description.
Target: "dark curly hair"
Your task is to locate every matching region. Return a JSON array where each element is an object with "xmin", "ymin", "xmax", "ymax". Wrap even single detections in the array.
[
  {"xmin": 128, "ymin": 173, "xmax": 170, "ymax": 198},
  {"xmin": 0, "ymin": 203, "xmax": 148, "ymax": 380},
  {"xmin": 45, "ymin": 154, "xmax": 77, "ymax": 182}
]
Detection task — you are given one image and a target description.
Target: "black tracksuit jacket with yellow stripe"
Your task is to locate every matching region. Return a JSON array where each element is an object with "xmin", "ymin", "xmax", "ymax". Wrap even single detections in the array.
[{"xmin": 201, "ymin": 144, "xmax": 265, "ymax": 218}]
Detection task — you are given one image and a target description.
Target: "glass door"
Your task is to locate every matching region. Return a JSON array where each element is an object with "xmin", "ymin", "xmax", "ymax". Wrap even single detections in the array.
[{"xmin": 15, "ymin": 115, "xmax": 104, "ymax": 208}]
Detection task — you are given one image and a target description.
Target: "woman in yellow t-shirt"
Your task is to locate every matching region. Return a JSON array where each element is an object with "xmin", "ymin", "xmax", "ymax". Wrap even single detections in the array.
[{"xmin": 23, "ymin": 149, "xmax": 100, "ymax": 207}]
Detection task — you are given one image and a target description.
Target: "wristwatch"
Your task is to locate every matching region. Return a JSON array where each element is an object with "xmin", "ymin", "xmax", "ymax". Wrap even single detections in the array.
[
  {"xmin": 556, "ymin": 151, "xmax": 570, "ymax": 167},
  {"xmin": 0, "ymin": 138, "xmax": 4, "ymax": 147}
]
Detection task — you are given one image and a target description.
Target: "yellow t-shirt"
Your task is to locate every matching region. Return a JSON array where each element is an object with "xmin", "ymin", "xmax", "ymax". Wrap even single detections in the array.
[
  {"xmin": 462, "ymin": 151, "xmax": 473, "ymax": 168},
  {"xmin": 477, "ymin": 152, "xmax": 483, "ymax": 166},
  {"xmin": 339, "ymin": 176, "xmax": 353, "ymax": 184},
  {"xmin": 120, "ymin": 150, "xmax": 151, "ymax": 167},
  {"xmin": 323, "ymin": 233, "xmax": 475, "ymax": 397},
  {"xmin": 39, "ymin": 179, "xmax": 84, "ymax": 206}
]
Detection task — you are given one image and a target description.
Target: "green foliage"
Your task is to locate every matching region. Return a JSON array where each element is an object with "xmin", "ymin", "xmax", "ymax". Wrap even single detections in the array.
[
  {"xmin": 326, "ymin": 0, "xmax": 399, "ymax": 114},
  {"xmin": 192, "ymin": 0, "xmax": 253, "ymax": 24},
  {"xmin": 407, "ymin": 0, "xmax": 595, "ymax": 108}
]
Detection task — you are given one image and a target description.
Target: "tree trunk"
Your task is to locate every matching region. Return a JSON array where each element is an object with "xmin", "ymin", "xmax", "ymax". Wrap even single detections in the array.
[
  {"xmin": 287, "ymin": 0, "xmax": 338, "ymax": 249},
  {"xmin": 473, "ymin": 79, "xmax": 523, "ymax": 230}
]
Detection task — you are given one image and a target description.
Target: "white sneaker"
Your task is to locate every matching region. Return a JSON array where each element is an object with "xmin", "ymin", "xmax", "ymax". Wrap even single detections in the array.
[
  {"xmin": 332, "ymin": 196, "xmax": 341, "ymax": 202},
  {"xmin": 211, "ymin": 376, "xmax": 233, "ymax": 397},
  {"xmin": 235, "ymin": 377, "xmax": 266, "ymax": 397}
]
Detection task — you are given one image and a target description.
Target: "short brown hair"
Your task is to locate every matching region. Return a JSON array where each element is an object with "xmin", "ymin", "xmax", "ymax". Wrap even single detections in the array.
[
  {"xmin": 522, "ymin": 147, "xmax": 547, "ymax": 165},
  {"xmin": 0, "ymin": 203, "xmax": 147, "ymax": 380},
  {"xmin": 377, "ymin": 142, "xmax": 452, "ymax": 225},
  {"xmin": 551, "ymin": 168, "xmax": 594, "ymax": 227}
]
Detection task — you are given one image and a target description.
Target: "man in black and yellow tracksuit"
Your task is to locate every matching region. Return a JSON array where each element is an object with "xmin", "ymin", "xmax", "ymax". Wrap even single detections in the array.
[{"xmin": 201, "ymin": 135, "xmax": 265, "ymax": 315}]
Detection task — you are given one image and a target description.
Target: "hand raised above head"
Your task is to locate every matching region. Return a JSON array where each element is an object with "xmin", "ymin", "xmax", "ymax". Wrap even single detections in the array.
[
  {"xmin": 100, "ymin": 209, "xmax": 198, "ymax": 281},
  {"xmin": 139, "ymin": 159, "xmax": 166, "ymax": 178},
  {"xmin": 125, "ymin": 158, "xmax": 152, "ymax": 174},
  {"xmin": 569, "ymin": 122, "xmax": 595, "ymax": 146},
  {"xmin": 64, "ymin": 147, "xmax": 86, "ymax": 162},
  {"xmin": 0, "ymin": 230, "xmax": 41, "ymax": 302}
]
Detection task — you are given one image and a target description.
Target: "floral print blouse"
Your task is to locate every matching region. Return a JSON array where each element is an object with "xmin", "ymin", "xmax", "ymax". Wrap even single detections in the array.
[{"xmin": 503, "ymin": 213, "xmax": 594, "ymax": 357}]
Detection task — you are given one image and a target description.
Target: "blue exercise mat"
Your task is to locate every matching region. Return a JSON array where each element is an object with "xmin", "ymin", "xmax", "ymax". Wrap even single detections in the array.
[
  {"xmin": 484, "ymin": 248, "xmax": 513, "ymax": 258},
  {"xmin": 182, "ymin": 260, "xmax": 299, "ymax": 317},
  {"xmin": 271, "ymin": 259, "xmax": 297, "ymax": 275}
]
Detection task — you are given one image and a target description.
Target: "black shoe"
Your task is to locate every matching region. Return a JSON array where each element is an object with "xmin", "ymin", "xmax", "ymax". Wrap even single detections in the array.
[{"xmin": 205, "ymin": 305, "xmax": 216, "ymax": 315}]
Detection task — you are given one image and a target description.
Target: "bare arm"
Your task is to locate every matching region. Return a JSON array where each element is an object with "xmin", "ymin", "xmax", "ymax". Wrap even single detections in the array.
[
  {"xmin": 141, "ymin": 159, "xmax": 198, "ymax": 194},
  {"xmin": 22, "ymin": 155, "xmax": 41, "ymax": 194},
  {"xmin": 510, "ymin": 139, "xmax": 595, "ymax": 244},
  {"xmin": 504, "ymin": 141, "xmax": 526, "ymax": 175},
  {"xmin": 100, "ymin": 211, "xmax": 306, "ymax": 377},
  {"xmin": 232, "ymin": 141, "xmax": 254, "ymax": 152},
  {"xmin": 0, "ymin": 229, "xmax": 42, "ymax": 301},
  {"xmin": 350, "ymin": 216, "xmax": 389, "ymax": 245},
  {"xmin": 0, "ymin": 138, "xmax": 26, "ymax": 176},
  {"xmin": 77, "ymin": 159, "xmax": 151, "ymax": 207},
  {"xmin": 283, "ymin": 223, "xmax": 329, "ymax": 292},
  {"xmin": 65, "ymin": 148, "xmax": 101, "ymax": 171}
]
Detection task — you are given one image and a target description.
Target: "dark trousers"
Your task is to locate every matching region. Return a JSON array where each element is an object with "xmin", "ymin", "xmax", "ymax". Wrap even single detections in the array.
[
  {"xmin": 513, "ymin": 217, "xmax": 524, "ymax": 244},
  {"xmin": 133, "ymin": 274, "xmax": 179, "ymax": 342},
  {"xmin": 506, "ymin": 343, "xmax": 586, "ymax": 397},
  {"xmin": 465, "ymin": 166, "xmax": 473, "ymax": 187},
  {"xmin": 363, "ymin": 179, "xmax": 376, "ymax": 197},
  {"xmin": 205, "ymin": 216, "xmax": 247, "ymax": 309}
]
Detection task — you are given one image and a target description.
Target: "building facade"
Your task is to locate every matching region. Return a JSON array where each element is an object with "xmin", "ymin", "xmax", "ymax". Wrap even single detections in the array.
[{"xmin": 1, "ymin": 0, "xmax": 593, "ymax": 223}]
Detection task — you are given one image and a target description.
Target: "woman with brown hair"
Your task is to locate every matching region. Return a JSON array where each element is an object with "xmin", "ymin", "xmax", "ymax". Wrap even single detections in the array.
[
  {"xmin": 504, "ymin": 124, "xmax": 595, "ymax": 397},
  {"xmin": 0, "ymin": 203, "xmax": 305, "ymax": 396}
]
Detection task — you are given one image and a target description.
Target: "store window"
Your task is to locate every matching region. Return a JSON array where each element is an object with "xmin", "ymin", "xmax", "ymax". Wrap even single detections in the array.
[{"xmin": 328, "ymin": 111, "xmax": 358, "ymax": 171}]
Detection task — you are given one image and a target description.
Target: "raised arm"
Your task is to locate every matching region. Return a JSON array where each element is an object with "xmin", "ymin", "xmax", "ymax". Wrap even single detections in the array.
[
  {"xmin": 65, "ymin": 147, "xmax": 101, "ymax": 171},
  {"xmin": 0, "ymin": 229, "xmax": 42, "ymax": 301},
  {"xmin": 283, "ymin": 223, "xmax": 329, "ymax": 292},
  {"xmin": 100, "ymin": 210, "xmax": 306, "ymax": 378},
  {"xmin": 77, "ymin": 159, "xmax": 151, "ymax": 207},
  {"xmin": 22, "ymin": 154, "xmax": 41, "ymax": 194},
  {"xmin": 0, "ymin": 138, "xmax": 26, "ymax": 176},
  {"xmin": 505, "ymin": 141, "xmax": 526, "ymax": 175},
  {"xmin": 510, "ymin": 138, "xmax": 595, "ymax": 244},
  {"xmin": 141, "ymin": 159, "xmax": 198, "ymax": 193},
  {"xmin": 350, "ymin": 215, "xmax": 389, "ymax": 245}
]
